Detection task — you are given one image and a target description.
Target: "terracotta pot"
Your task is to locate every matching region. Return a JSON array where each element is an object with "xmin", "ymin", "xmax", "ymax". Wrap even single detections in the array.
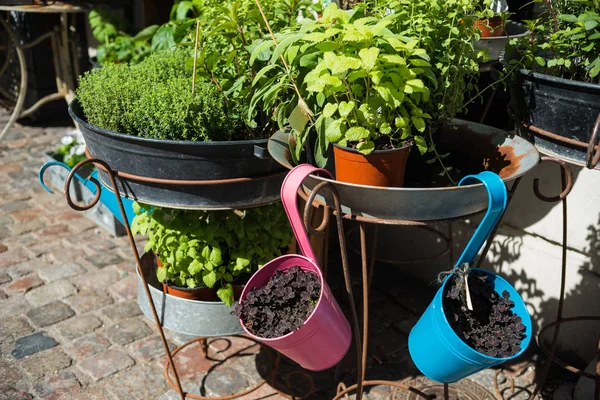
[
  {"xmin": 157, "ymin": 255, "xmax": 244, "ymax": 302},
  {"xmin": 332, "ymin": 142, "xmax": 412, "ymax": 187},
  {"xmin": 474, "ymin": 16, "xmax": 505, "ymax": 38}
]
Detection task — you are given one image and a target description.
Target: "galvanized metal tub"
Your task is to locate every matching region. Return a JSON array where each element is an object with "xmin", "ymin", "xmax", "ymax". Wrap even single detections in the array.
[
  {"xmin": 268, "ymin": 119, "xmax": 539, "ymax": 221},
  {"xmin": 136, "ymin": 252, "xmax": 244, "ymax": 337},
  {"xmin": 474, "ymin": 22, "xmax": 528, "ymax": 63}
]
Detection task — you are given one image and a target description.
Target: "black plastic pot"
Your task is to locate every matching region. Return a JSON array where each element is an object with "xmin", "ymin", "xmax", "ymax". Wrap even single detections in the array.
[
  {"xmin": 69, "ymin": 99, "xmax": 286, "ymax": 209},
  {"xmin": 504, "ymin": 53, "xmax": 600, "ymax": 168}
]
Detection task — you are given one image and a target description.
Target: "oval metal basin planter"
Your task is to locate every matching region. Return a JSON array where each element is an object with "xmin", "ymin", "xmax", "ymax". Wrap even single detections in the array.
[
  {"xmin": 474, "ymin": 22, "xmax": 528, "ymax": 63},
  {"xmin": 69, "ymin": 99, "xmax": 287, "ymax": 209},
  {"xmin": 137, "ymin": 252, "xmax": 243, "ymax": 337},
  {"xmin": 268, "ymin": 120, "xmax": 539, "ymax": 221},
  {"xmin": 502, "ymin": 52, "xmax": 600, "ymax": 169}
]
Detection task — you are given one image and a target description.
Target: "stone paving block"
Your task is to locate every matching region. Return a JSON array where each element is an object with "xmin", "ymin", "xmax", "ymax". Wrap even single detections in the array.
[
  {"xmin": 26, "ymin": 301, "xmax": 75, "ymax": 328},
  {"xmin": 107, "ymin": 275, "xmax": 136, "ymax": 300},
  {"xmin": 158, "ymin": 383, "xmax": 202, "ymax": 400},
  {"xmin": 0, "ymin": 271, "xmax": 10, "ymax": 283},
  {"xmin": 33, "ymin": 370, "xmax": 81, "ymax": 399},
  {"xmin": 34, "ymin": 224, "xmax": 71, "ymax": 240},
  {"xmin": 0, "ymin": 248, "xmax": 29, "ymax": 268},
  {"xmin": 25, "ymin": 280, "xmax": 77, "ymax": 307},
  {"xmin": 104, "ymin": 363, "xmax": 168, "ymax": 400},
  {"xmin": 9, "ymin": 208, "xmax": 43, "ymax": 223},
  {"xmin": 78, "ymin": 349, "xmax": 135, "ymax": 381},
  {"xmin": 0, "ymin": 386, "xmax": 33, "ymax": 400},
  {"xmin": 127, "ymin": 335, "xmax": 174, "ymax": 363},
  {"xmin": 0, "ymin": 289, "xmax": 6, "ymax": 299},
  {"xmin": 12, "ymin": 332, "xmax": 59, "ymax": 359},
  {"xmin": 88, "ymin": 239, "xmax": 118, "ymax": 252},
  {"xmin": 205, "ymin": 366, "xmax": 249, "ymax": 397},
  {"xmin": 0, "ymin": 199, "xmax": 32, "ymax": 213},
  {"xmin": 393, "ymin": 317, "xmax": 419, "ymax": 335},
  {"xmin": 156, "ymin": 340, "xmax": 213, "ymax": 380},
  {"xmin": 5, "ymin": 273, "xmax": 43, "ymax": 294},
  {"xmin": 103, "ymin": 317, "xmax": 152, "ymax": 345},
  {"xmin": 0, "ymin": 316, "xmax": 33, "ymax": 341},
  {"xmin": 38, "ymin": 262, "xmax": 86, "ymax": 283},
  {"xmin": 20, "ymin": 348, "xmax": 72, "ymax": 379},
  {"xmin": 0, "ymin": 243, "xmax": 7, "ymax": 253},
  {"xmin": 0, "ymin": 296, "xmax": 31, "ymax": 319},
  {"xmin": 85, "ymin": 252, "xmax": 125, "ymax": 269},
  {"xmin": 0, "ymin": 359, "xmax": 24, "ymax": 386},
  {"xmin": 64, "ymin": 290, "xmax": 113, "ymax": 314},
  {"xmin": 101, "ymin": 300, "xmax": 142, "ymax": 322},
  {"xmin": 6, "ymin": 259, "xmax": 39, "ymax": 279},
  {"xmin": 26, "ymin": 241, "xmax": 64, "ymax": 258},
  {"xmin": 54, "ymin": 315, "xmax": 103, "ymax": 341},
  {"xmin": 0, "ymin": 226, "xmax": 10, "ymax": 240},
  {"xmin": 63, "ymin": 333, "xmax": 111, "ymax": 360},
  {"xmin": 70, "ymin": 267, "xmax": 119, "ymax": 291},
  {"xmin": 11, "ymin": 218, "xmax": 46, "ymax": 236},
  {"xmin": 67, "ymin": 387, "xmax": 113, "ymax": 400}
]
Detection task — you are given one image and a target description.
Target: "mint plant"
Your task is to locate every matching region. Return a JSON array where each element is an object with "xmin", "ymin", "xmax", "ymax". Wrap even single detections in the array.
[
  {"xmin": 131, "ymin": 202, "xmax": 293, "ymax": 306},
  {"xmin": 233, "ymin": 266, "xmax": 321, "ymax": 338},
  {"xmin": 507, "ymin": 0, "xmax": 600, "ymax": 83}
]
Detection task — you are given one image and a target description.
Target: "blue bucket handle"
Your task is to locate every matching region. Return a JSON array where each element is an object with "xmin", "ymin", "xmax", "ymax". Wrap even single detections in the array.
[
  {"xmin": 38, "ymin": 161, "xmax": 91, "ymax": 195},
  {"xmin": 38, "ymin": 161, "xmax": 135, "ymax": 226},
  {"xmin": 455, "ymin": 171, "xmax": 507, "ymax": 267}
]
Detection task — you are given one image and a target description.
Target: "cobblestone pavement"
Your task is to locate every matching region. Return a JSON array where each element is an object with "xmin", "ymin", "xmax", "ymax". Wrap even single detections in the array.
[{"xmin": 0, "ymin": 117, "xmax": 539, "ymax": 399}]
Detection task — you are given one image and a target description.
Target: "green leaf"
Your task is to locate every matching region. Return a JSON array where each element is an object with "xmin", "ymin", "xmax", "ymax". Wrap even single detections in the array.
[
  {"xmin": 359, "ymin": 47, "xmax": 380, "ymax": 71},
  {"xmin": 411, "ymin": 116, "xmax": 426, "ymax": 133},
  {"xmin": 323, "ymin": 103, "xmax": 338, "ymax": 118},
  {"xmin": 202, "ymin": 270, "xmax": 217, "ymax": 288},
  {"xmin": 325, "ymin": 119, "xmax": 343, "ymax": 142},
  {"xmin": 217, "ymin": 284, "xmax": 234, "ymax": 307},
  {"xmin": 410, "ymin": 59, "xmax": 431, "ymax": 67},
  {"xmin": 345, "ymin": 127, "xmax": 370, "ymax": 141},
  {"xmin": 407, "ymin": 79, "xmax": 425, "ymax": 89},
  {"xmin": 379, "ymin": 122, "xmax": 391, "ymax": 134},
  {"xmin": 557, "ymin": 14, "xmax": 578, "ymax": 23},
  {"xmin": 270, "ymin": 34, "xmax": 303, "ymax": 64},
  {"xmin": 252, "ymin": 65, "xmax": 275, "ymax": 86},
  {"xmin": 357, "ymin": 141, "xmax": 375, "ymax": 155},
  {"xmin": 132, "ymin": 25, "xmax": 159, "ymax": 42},
  {"xmin": 582, "ymin": 43, "xmax": 594, "ymax": 52},
  {"xmin": 338, "ymin": 101, "xmax": 355, "ymax": 118},
  {"xmin": 151, "ymin": 25, "xmax": 175, "ymax": 52},
  {"xmin": 210, "ymin": 247, "xmax": 222, "ymax": 265},
  {"xmin": 188, "ymin": 259, "xmax": 203, "ymax": 275},
  {"xmin": 289, "ymin": 103, "xmax": 310, "ymax": 133},
  {"xmin": 156, "ymin": 267, "xmax": 167, "ymax": 283},
  {"xmin": 589, "ymin": 32, "xmax": 600, "ymax": 40},
  {"xmin": 414, "ymin": 135, "xmax": 427, "ymax": 154},
  {"xmin": 585, "ymin": 20, "xmax": 599, "ymax": 31},
  {"xmin": 250, "ymin": 41, "xmax": 275, "ymax": 65}
]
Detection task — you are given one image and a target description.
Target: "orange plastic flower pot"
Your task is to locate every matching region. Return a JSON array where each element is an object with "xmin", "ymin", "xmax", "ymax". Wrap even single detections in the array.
[
  {"xmin": 332, "ymin": 142, "xmax": 412, "ymax": 187},
  {"xmin": 474, "ymin": 16, "xmax": 505, "ymax": 38}
]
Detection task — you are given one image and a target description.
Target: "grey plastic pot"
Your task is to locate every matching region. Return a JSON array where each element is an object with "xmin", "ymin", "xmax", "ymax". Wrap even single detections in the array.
[{"xmin": 136, "ymin": 252, "xmax": 243, "ymax": 337}]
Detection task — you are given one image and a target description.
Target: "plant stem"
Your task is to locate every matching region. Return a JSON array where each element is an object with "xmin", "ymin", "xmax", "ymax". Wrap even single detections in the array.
[
  {"xmin": 428, "ymin": 125, "xmax": 457, "ymax": 186},
  {"xmin": 192, "ymin": 20, "xmax": 201, "ymax": 96}
]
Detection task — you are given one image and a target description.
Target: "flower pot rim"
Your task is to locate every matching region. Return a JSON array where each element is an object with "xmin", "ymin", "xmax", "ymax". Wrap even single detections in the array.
[
  {"xmin": 475, "ymin": 21, "xmax": 528, "ymax": 41},
  {"xmin": 332, "ymin": 141, "xmax": 413, "ymax": 154},
  {"xmin": 500, "ymin": 51, "xmax": 600, "ymax": 91},
  {"xmin": 437, "ymin": 268, "xmax": 532, "ymax": 361},
  {"xmin": 239, "ymin": 254, "xmax": 326, "ymax": 343},
  {"xmin": 69, "ymin": 98, "xmax": 271, "ymax": 147}
]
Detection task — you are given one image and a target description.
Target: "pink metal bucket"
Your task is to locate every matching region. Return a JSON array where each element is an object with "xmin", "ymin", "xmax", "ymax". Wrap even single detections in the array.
[{"xmin": 239, "ymin": 165, "xmax": 352, "ymax": 371}]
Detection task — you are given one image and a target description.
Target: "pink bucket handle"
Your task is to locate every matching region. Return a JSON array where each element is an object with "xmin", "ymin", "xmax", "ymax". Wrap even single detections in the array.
[{"xmin": 281, "ymin": 164, "xmax": 333, "ymax": 264}]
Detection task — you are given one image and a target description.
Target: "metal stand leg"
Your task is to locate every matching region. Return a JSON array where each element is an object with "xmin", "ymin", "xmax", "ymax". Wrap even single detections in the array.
[{"xmin": 0, "ymin": 17, "xmax": 26, "ymax": 142}]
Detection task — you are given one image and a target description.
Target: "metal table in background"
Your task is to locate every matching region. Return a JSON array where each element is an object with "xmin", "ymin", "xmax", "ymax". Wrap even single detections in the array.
[{"xmin": 0, "ymin": 3, "xmax": 84, "ymax": 141}]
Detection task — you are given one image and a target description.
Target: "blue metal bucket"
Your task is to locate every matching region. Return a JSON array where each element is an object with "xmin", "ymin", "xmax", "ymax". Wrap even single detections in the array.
[
  {"xmin": 38, "ymin": 161, "xmax": 135, "ymax": 226},
  {"xmin": 408, "ymin": 171, "xmax": 532, "ymax": 383}
]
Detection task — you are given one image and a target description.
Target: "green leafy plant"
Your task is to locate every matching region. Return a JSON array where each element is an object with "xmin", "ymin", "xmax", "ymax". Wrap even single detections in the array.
[
  {"xmin": 54, "ymin": 129, "xmax": 86, "ymax": 168},
  {"xmin": 89, "ymin": 9, "xmax": 158, "ymax": 65},
  {"xmin": 131, "ymin": 202, "xmax": 293, "ymax": 306},
  {"xmin": 250, "ymin": 1, "xmax": 481, "ymax": 181},
  {"xmin": 507, "ymin": 0, "xmax": 600, "ymax": 82},
  {"xmin": 76, "ymin": 49, "xmax": 236, "ymax": 141}
]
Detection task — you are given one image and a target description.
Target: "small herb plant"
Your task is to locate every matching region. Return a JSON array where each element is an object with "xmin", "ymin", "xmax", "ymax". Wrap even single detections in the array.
[
  {"xmin": 252, "ymin": 1, "xmax": 483, "ymax": 180},
  {"xmin": 77, "ymin": 49, "xmax": 236, "ymax": 141},
  {"xmin": 89, "ymin": 9, "xmax": 158, "ymax": 65},
  {"xmin": 131, "ymin": 202, "xmax": 293, "ymax": 306},
  {"xmin": 54, "ymin": 130, "xmax": 86, "ymax": 168},
  {"xmin": 233, "ymin": 266, "xmax": 321, "ymax": 338},
  {"xmin": 444, "ymin": 271, "xmax": 526, "ymax": 358},
  {"xmin": 507, "ymin": 0, "xmax": 600, "ymax": 83}
]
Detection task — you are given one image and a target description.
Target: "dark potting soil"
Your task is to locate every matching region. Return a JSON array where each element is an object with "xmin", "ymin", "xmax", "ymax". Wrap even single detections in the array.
[
  {"xmin": 443, "ymin": 271, "xmax": 526, "ymax": 358},
  {"xmin": 232, "ymin": 266, "xmax": 321, "ymax": 339}
]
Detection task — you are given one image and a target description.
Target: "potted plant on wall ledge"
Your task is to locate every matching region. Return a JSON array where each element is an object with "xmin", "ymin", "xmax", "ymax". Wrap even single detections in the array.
[
  {"xmin": 504, "ymin": 0, "xmax": 600, "ymax": 168},
  {"xmin": 474, "ymin": 0, "xmax": 508, "ymax": 38}
]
